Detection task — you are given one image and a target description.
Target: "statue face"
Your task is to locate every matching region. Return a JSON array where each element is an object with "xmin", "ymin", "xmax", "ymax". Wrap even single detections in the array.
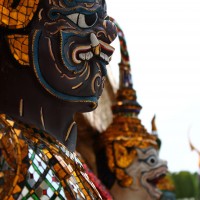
[
  {"xmin": 126, "ymin": 148, "xmax": 168, "ymax": 199},
  {"xmin": 31, "ymin": 0, "xmax": 117, "ymax": 107}
]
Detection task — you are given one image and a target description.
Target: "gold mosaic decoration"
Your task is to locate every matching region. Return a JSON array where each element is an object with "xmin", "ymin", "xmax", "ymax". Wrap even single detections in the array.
[
  {"xmin": 0, "ymin": 0, "xmax": 39, "ymax": 29},
  {"xmin": 100, "ymin": 115, "xmax": 158, "ymax": 187},
  {"xmin": 157, "ymin": 175, "xmax": 175, "ymax": 191},
  {"xmin": 0, "ymin": 114, "xmax": 102, "ymax": 200},
  {"xmin": 7, "ymin": 34, "xmax": 29, "ymax": 65}
]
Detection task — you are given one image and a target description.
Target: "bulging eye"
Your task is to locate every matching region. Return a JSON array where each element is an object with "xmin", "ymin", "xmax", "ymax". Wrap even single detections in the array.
[
  {"xmin": 67, "ymin": 13, "xmax": 98, "ymax": 28},
  {"xmin": 78, "ymin": 13, "xmax": 98, "ymax": 28},
  {"xmin": 146, "ymin": 156, "xmax": 157, "ymax": 166},
  {"xmin": 66, "ymin": 13, "xmax": 79, "ymax": 24}
]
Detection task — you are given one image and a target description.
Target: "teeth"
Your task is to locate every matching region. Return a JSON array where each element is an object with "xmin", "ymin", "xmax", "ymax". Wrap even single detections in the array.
[
  {"xmin": 79, "ymin": 53, "xmax": 86, "ymax": 60},
  {"xmin": 86, "ymin": 52, "xmax": 93, "ymax": 60},
  {"xmin": 89, "ymin": 51, "xmax": 93, "ymax": 59},
  {"xmin": 78, "ymin": 50, "xmax": 109, "ymax": 62},
  {"xmin": 79, "ymin": 51, "xmax": 93, "ymax": 61},
  {"xmin": 100, "ymin": 52, "xmax": 109, "ymax": 62}
]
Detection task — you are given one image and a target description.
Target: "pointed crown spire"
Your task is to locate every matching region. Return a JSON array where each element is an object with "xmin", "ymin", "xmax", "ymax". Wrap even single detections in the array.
[{"xmin": 109, "ymin": 17, "xmax": 142, "ymax": 116}]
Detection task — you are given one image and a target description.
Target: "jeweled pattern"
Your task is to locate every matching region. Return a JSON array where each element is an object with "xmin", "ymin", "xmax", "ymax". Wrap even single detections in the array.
[
  {"xmin": 0, "ymin": 0, "xmax": 39, "ymax": 29},
  {"xmin": 0, "ymin": 114, "xmax": 101, "ymax": 200},
  {"xmin": 7, "ymin": 35, "xmax": 29, "ymax": 65}
]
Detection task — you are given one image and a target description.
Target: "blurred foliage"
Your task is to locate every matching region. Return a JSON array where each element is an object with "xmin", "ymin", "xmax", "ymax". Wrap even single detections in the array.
[{"xmin": 171, "ymin": 171, "xmax": 199, "ymax": 199}]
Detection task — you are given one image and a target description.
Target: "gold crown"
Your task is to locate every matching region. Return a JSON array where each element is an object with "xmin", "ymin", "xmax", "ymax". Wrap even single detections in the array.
[{"xmin": 100, "ymin": 115, "xmax": 158, "ymax": 187}]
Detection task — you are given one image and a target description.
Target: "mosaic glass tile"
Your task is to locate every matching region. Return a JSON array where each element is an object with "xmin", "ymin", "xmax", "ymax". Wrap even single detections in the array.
[
  {"xmin": 0, "ymin": 114, "xmax": 102, "ymax": 200},
  {"xmin": 0, "ymin": 0, "xmax": 39, "ymax": 29},
  {"xmin": 7, "ymin": 34, "xmax": 29, "ymax": 66}
]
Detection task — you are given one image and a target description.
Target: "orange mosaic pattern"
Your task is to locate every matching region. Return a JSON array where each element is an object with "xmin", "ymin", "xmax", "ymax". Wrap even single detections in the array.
[
  {"xmin": 0, "ymin": 0, "xmax": 39, "ymax": 29},
  {"xmin": 0, "ymin": 115, "xmax": 28, "ymax": 200},
  {"xmin": 7, "ymin": 35, "xmax": 29, "ymax": 65},
  {"xmin": 0, "ymin": 114, "xmax": 102, "ymax": 200}
]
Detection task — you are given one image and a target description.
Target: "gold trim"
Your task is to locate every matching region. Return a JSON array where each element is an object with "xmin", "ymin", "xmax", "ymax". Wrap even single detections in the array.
[
  {"xmin": 91, "ymin": 73, "xmax": 101, "ymax": 94},
  {"xmin": 40, "ymin": 107, "xmax": 45, "ymax": 130},
  {"xmin": 38, "ymin": 8, "xmax": 43, "ymax": 21},
  {"xmin": 55, "ymin": 63, "xmax": 62, "ymax": 74},
  {"xmin": 103, "ymin": 20, "xmax": 107, "ymax": 29},
  {"xmin": 65, "ymin": 121, "xmax": 76, "ymax": 141},
  {"xmin": 84, "ymin": 3, "xmax": 95, "ymax": 8},
  {"xmin": 108, "ymin": 35, "xmax": 113, "ymax": 44},
  {"xmin": 72, "ymin": 82, "xmax": 83, "ymax": 90},
  {"xmin": 69, "ymin": 41, "xmax": 75, "ymax": 47},
  {"xmin": 19, "ymin": 99, "xmax": 24, "ymax": 117},
  {"xmin": 84, "ymin": 62, "xmax": 90, "ymax": 81},
  {"xmin": 79, "ymin": 62, "xmax": 88, "ymax": 78},
  {"xmin": 97, "ymin": 30, "xmax": 107, "ymax": 38},
  {"xmin": 47, "ymin": 37, "xmax": 55, "ymax": 62},
  {"xmin": 92, "ymin": 45, "xmax": 101, "ymax": 56}
]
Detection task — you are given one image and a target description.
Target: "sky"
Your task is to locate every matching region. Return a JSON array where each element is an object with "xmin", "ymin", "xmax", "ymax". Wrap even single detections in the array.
[{"xmin": 107, "ymin": 0, "xmax": 200, "ymax": 173}]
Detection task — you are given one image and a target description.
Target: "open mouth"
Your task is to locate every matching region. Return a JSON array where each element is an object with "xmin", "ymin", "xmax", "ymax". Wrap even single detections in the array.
[
  {"xmin": 147, "ymin": 173, "xmax": 166, "ymax": 187},
  {"xmin": 72, "ymin": 45, "xmax": 93, "ymax": 64},
  {"xmin": 72, "ymin": 40, "xmax": 115, "ymax": 64},
  {"xmin": 99, "ymin": 40, "xmax": 115, "ymax": 64},
  {"xmin": 142, "ymin": 166, "xmax": 168, "ymax": 199}
]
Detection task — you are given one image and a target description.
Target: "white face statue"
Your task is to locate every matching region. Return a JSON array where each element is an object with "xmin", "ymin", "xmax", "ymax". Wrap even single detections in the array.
[{"xmin": 111, "ymin": 147, "xmax": 168, "ymax": 200}]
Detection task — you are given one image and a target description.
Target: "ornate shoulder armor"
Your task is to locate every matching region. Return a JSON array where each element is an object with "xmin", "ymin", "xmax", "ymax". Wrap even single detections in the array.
[{"xmin": 0, "ymin": 115, "xmax": 101, "ymax": 200}]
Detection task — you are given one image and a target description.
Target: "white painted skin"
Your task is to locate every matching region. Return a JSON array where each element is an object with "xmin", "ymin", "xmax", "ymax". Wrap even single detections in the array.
[{"xmin": 110, "ymin": 147, "xmax": 168, "ymax": 200}]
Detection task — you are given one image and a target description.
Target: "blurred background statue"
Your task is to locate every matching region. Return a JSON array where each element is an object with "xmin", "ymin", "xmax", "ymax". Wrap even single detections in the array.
[{"xmin": 95, "ymin": 19, "xmax": 168, "ymax": 200}]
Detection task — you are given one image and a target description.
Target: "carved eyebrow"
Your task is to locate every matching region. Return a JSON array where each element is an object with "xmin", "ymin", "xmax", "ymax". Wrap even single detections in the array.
[{"xmin": 136, "ymin": 148, "xmax": 157, "ymax": 160}]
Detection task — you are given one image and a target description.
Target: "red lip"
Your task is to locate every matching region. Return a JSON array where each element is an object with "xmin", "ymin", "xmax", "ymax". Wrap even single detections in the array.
[{"xmin": 99, "ymin": 40, "xmax": 115, "ymax": 57}]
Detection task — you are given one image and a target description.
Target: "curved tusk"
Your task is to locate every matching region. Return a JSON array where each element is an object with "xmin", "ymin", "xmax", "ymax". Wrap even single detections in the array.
[{"xmin": 90, "ymin": 33, "xmax": 101, "ymax": 56}]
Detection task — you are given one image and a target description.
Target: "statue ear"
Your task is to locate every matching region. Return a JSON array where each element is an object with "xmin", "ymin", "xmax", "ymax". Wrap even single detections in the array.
[
  {"xmin": 104, "ymin": 140, "xmax": 137, "ymax": 187},
  {"xmin": 0, "ymin": 0, "xmax": 39, "ymax": 29},
  {"xmin": 114, "ymin": 141, "xmax": 136, "ymax": 168},
  {"xmin": 111, "ymin": 141, "xmax": 137, "ymax": 187}
]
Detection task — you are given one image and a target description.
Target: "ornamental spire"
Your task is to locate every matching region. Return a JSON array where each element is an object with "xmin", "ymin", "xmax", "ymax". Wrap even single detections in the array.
[
  {"xmin": 151, "ymin": 115, "xmax": 158, "ymax": 135},
  {"xmin": 110, "ymin": 17, "xmax": 142, "ymax": 116}
]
